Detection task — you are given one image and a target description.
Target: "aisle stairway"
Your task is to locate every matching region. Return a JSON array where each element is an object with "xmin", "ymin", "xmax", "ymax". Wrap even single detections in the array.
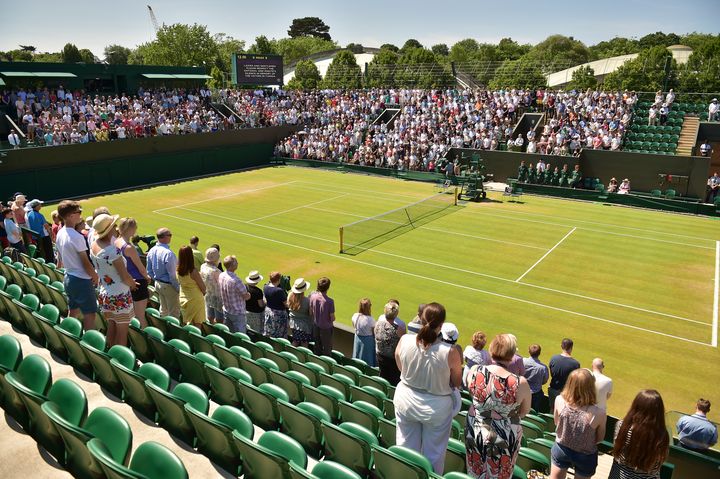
[{"xmin": 676, "ymin": 116, "xmax": 700, "ymax": 156}]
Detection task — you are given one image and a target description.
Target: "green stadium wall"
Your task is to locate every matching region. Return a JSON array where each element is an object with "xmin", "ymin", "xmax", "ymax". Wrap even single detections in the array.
[{"xmin": 0, "ymin": 126, "xmax": 297, "ymax": 201}]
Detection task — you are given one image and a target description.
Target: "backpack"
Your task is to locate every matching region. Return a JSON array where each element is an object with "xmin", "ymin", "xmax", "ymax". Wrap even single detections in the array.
[{"xmin": 3, "ymin": 246, "xmax": 22, "ymax": 263}]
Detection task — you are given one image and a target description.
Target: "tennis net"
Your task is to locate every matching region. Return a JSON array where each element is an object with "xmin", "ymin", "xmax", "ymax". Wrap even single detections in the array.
[{"xmin": 339, "ymin": 190, "xmax": 457, "ymax": 255}]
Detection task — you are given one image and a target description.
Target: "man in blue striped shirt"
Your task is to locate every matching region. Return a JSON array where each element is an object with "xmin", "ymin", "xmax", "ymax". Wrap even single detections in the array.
[{"xmin": 146, "ymin": 227, "xmax": 180, "ymax": 318}]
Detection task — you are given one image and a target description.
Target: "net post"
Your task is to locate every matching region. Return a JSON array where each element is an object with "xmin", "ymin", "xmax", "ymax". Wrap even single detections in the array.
[
  {"xmin": 454, "ymin": 187, "xmax": 458, "ymax": 205},
  {"xmin": 339, "ymin": 226, "xmax": 344, "ymax": 253}
]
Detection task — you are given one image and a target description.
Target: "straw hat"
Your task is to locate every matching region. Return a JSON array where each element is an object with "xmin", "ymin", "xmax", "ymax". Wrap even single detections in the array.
[
  {"xmin": 245, "ymin": 270, "xmax": 263, "ymax": 285},
  {"xmin": 291, "ymin": 277, "xmax": 310, "ymax": 294},
  {"xmin": 92, "ymin": 213, "xmax": 119, "ymax": 238}
]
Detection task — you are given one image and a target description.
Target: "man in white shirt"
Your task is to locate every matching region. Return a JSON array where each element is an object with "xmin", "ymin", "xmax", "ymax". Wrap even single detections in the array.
[
  {"xmin": 592, "ymin": 358, "xmax": 613, "ymax": 410},
  {"xmin": 709, "ymin": 99, "xmax": 719, "ymax": 122},
  {"xmin": 8, "ymin": 131, "xmax": 21, "ymax": 148},
  {"xmin": 56, "ymin": 200, "xmax": 99, "ymax": 330}
]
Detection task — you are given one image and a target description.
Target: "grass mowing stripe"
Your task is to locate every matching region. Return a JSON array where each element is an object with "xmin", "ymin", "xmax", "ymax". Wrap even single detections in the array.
[
  {"xmin": 153, "ymin": 180, "xmax": 299, "ymax": 212},
  {"xmin": 155, "ymin": 209, "xmax": 713, "ymax": 347},
  {"xmin": 246, "ymin": 194, "xmax": 349, "ymax": 222},
  {"xmin": 713, "ymin": 241, "xmax": 719, "ymax": 348},
  {"xmin": 175, "ymin": 204, "xmax": 709, "ymax": 326},
  {"xmin": 515, "ymin": 227, "xmax": 577, "ymax": 282}
]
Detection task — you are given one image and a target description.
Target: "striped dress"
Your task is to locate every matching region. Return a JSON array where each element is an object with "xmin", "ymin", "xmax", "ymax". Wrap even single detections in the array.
[{"xmin": 608, "ymin": 422, "xmax": 663, "ymax": 479}]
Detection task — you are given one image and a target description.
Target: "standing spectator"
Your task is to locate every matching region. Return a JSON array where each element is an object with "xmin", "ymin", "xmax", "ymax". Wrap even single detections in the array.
[
  {"xmin": 441, "ymin": 322, "xmax": 464, "ymax": 417},
  {"xmin": 707, "ymin": 172, "xmax": 720, "ymax": 204},
  {"xmin": 591, "ymin": 358, "xmax": 613, "ymax": 411},
  {"xmin": 263, "ymin": 271, "xmax": 289, "ymax": 338},
  {"xmin": 2, "ymin": 208, "xmax": 26, "ymax": 253},
  {"xmin": 523, "ymin": 344, "xmax": 549, "ymax": 413},
  {"xmin": 676, "ymin": 399, "xmax": 718, "ymax": 452},
  {"xmin": 218, "ymin": 256, "xmax": 251, "ymax": 332},
  {"xmin": 377, "ymin": 298, "xmax": 406, "ymax": 333},
  {"xmin": 551, "ymin": 369, "xmax": 606, "ymax": 479},
  {"xmin": 116, "ymin": 218, "xmax": 151, "ymax": 325},
  {"xmin": 177, "ymin": 245, "xmax": 206, "ymax": 325},
  {"xmin": 463, "ymin": 331, "xmax": 491, "ymax": 385},
  {"xmin": 189, "ymin": 236, "xmax": 203, "ymax": 269},
  {"xmin": 90, "ymin": 214, "xmax": 136, "ymax": 347},
  {"xmin": 548, "ymin": 338, "xmax": 581, "ymax": 407},
  {"xmin": 609, "ymin": 389, "xmax": 669, "ymax": 479},
  {"xmin": 700, "ymin": 140, "xmax": 712, "ymax": 157},
  {"xmin": 375, "ymin": 301, "xmax": 404, "ymax": 385},
  {"xmin": 709, "ymin": 98, "xmax": 719, "ymax": 122},
  {"xmin": 55, "ymin": 200, "xmax": 99, "ymax": 331},
  {"xmin": 288, "ymin": 278, "xmax": 312, "ymax": 347},
  {"xmin": 309, "ymin": 277, "xmax": 335, "ymax": 356},
  {"xmin": 146, "ymin": 228, "xmax": 180, "ymax": 318},
  {"xmin": 50, "ymin": 210, "xmax": 62, "ymax": 242},
  {"xmin": 407, "ymin": 303, "xmax": 426, "ymax": 334},
  {"xmin": 394, "ymin": 303, "xmax": 463, "ymax": 474},
  {"xmin": 27, "ymin": 199, "xmax": 55, "ymax": 263},
  {"xmin": 494, "ymin": 333, "xmax": 526, "ymax": 376},
  {"xmin": 200, "ymin": 247, "xmax": 223, "ymax": 324},
  {"xmin": 10, "ymin": 194, "xmax": 27, "ymax": 229},
  {"xmin": 244, "ymin": 270, "xmax": 266, "ymax": 334},
  {"xmin": 352, "ymin": 298, "xmax": 376, "ymax": 367},
  {"xmin": 648, "ymin": 106, "xmax": 657, "ymax": 126},
  {"xmin": 466, "ymin": 333, "xmax": 532, "ymax": 479},
  {"xmin": 8, "ymin": 130, "xmax": 21, "ymax": 148}
]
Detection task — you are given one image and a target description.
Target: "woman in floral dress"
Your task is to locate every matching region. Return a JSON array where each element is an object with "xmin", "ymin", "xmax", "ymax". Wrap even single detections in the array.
[
  {"xmin": 90, "ymin": 214, "xmax": 137, "ymax": 347},
  {"xmin": 466, "ymin": 334, "xmax": 531, "ymax": 479}
]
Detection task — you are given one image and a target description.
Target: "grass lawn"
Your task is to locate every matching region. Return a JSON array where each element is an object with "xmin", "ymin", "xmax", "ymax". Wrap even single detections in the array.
[{"xmin": 73, "ymin": 165, "xmax": 720, "ymax": 420}]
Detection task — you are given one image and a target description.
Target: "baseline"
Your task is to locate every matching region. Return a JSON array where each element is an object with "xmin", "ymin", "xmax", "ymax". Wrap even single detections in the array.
[
  {"xmin": 713, "ymin": 241, "xmax": 719, "ymax": 348},
  {"xmin": 155, "ymin": 210, "xmax": 713, "ymax": 347}
]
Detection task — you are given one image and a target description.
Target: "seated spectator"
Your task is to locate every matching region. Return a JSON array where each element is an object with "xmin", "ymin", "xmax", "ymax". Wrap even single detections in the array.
[
  {"xmin": 569, "ymin": 164, "xmax": 583, "ymax": 188},
  {"xmin": 618, "ymin": 178, "xmax": 631, "ymax": 194},
  {"xmin": 676, "ymin": 399, "xmax": 718, "ymax": 452},
  {"xmin": 607, "ymin": 177, "xmax": 619, "ymax": 193},
  {"xmin": 610, "ymin": 389, "xmax": 669, "ymax": 479},
  {"xmin": 551, "ymin": 369, "xmax": 606, "ymax": 479}
]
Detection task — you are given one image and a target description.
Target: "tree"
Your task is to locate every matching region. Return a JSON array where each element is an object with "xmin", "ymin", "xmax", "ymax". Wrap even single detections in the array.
[
  {"xmin": 603, "ymin": 46, "xmax": 677, "ymax": 91},
  {"xmin": 380, "ymin": 43, "xmax": 399, "ymax": 52},
  {"xmin": 104, "ymin": 44, "xmax": 131, "ymax": 65},
  {"xmin": 274, "ymin": 36, "xmax": 337, "ymax": 65},
  {"xmin": 489, "ymin": 57, "xmax": 546, "ymax": 89},
  {"xmin": 287, "ymin": 17, "xmax": 331, "ymax": 41},
  {"xmin": 400, "ymin": 39, "xmax": 423, "ymax": 53},
  {"xmin": 677, "ymin": 36, "xmax": 720, "ymax": 92},
  {"xmin": 638, "ymin": 32, "xmax": 681, "ymax": 50},
  {"xmin": 287, "ymin": 59, "xmax": 322, "ymax": 89},
  {"xmin": 449, "ymin": 39, "xmax": 480, "ymax": 64},
  {"xmin": 395, "ymin": 47, "xmax": 453, "ymax": 88},
  {"xmin": 61, "ymin": 43, "xmax": 82, "ymax": 63},
  {"xmin": 496, "ymin": 38, "xmax": 530, "ymax": 61},
  {"xmin": 523, "ymin": 34, "xmax": 591, "ymax": 72},
  {"xmin": 589, "ymin": 37, "xmax": 639, "ymax": 60},
  {"xmin": 367, "ymin": 48, "xmax": 399, "ymax": 87},
  {"xmin": 214, "ymin": 33, "xmax": 245, "ymax": 72},
  {"xmin": 79, "ymin": 48, "xmax": 96, "ymax": 63},
  {"xmin": 33, "ymin": 51, "xmax": 62, "ymax": 62},
  {"xmin": 322, "ymin": 50, "xmax": 362, "ymax": 89},
  {"xmin": 19, "ymin": 45, "xmax": 36, "ymax": 52},
  {"xmin": 431, "ymin": 44, "xmax": 449, "ymax": 56},
  {"xmin": 133, "ymin": 23, "xmax": 219, "ymax": 69},
  {"xmin": 3, "ymin": 49, "xmax": 33, "ymax": 62},
  {"xmin": 568, "ymin": 65, "xmax": 597, "ymax": 90},
  {"xmin": 248, "ymin": 35, "xmax": 277, "ymax": 55},
  {"xmin": 346, "ymin": 43, "xmax": 364, "ymax": 54}
]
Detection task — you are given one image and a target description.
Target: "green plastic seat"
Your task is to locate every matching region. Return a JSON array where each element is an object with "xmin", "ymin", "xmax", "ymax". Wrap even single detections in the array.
[
  {"xmin": 176, "ymin": 349, "xmax": 217, "ymax": 389},
  {"xmin": 312, "ymin": 460, "xmax": 363, "ymax": 479},
  {"xmin": 238, "ymin": 339, "xmax": 267, "ymax": 360},
  {"xmin": 112, "ymin": 361, "xmax": 170, "ymax": 421},
  {"xmin": 144, "ymin": 307, "xmax": 164, "ymax": 332},
  {"xmin": 0, "ymin": 334, "xmax": 23, "ymax": 376},
  {"xmin": 264, "ymin": 348, "xmax": 293, "ymax": 371},
  {"xmin": 84, "ymin": 343, "xmax": 135, "ymax": 398},
  {"xmin": 516, "ymin": 446, "xmax": 551, "ymax": 474},
  {"xmin": 185, "ymin": 404, "xmax": 253, "ymax": 475},
  {"xmin": 321, "ymin": 421, "xmax": 377, "ymax": 477},
  {"xmin": 38, "ymin": 310, "xmax": 70, "ymax": 360},
  {"xmin": 339, "ymin": 400, "xmax": 383, "ymax": 434},
  {"xmin": 43, "ymin": 404, "xmax": 132, "ymax": 479},
  {"xmin": 302, "ymin": 384, "xmax": 344, "ymax": 421},
  {"xmin": 88, "ymin": 439, "xmax": 189, "ymax": 479},
  {"xmin": 359, "ymin": 374, "xmax": 392, "ymax": 395},
  {"xmin": 527, "ymin": 437, "xmax": 554, "ymax": 462},
  {"xmin": 29, "ymin": 303, "xmax": 59, "ymax": 348},
  {"xmin": 520, "ymin": 420, "xmax": 544, "ymax": 441},
  {"xmin": 444, "ymin": 473, "xmax": 475, "ymax": 479},
  {"xmin": 278, "ymin": 400, "xmax": 330, "ymax": 457},
  {"xmin": 126, "ymin": 323, "xmax": 153, "ymax": 363},
  {"xmin": 239, "ymin": 381, "xmax": 287, "ymax": 430},
  {"xmin": 145, "ymin": 381, "xmax": 209, "ymax": 446},
  {"xmin": 378, "ymin": 417, "xmax": 397, "ymax": 448},
  {"xmin": 291, "ymin": 360, "xmax": 323, "ymax": 386},
  {"xmin": 350, "ymin": 385, "xmax": 386, "ymax": 410},
  {"xmin": 211, "ymin": 342, "xmax": 241, "ymax": 368},
  {"xmin": 238, "ymin": 355, "xmax": 271, "ymax": 385},
  {"xmin": 233, "ymin": 430, "xmax": 307, "ymax": 479},
  {"xmin": 445, "ymin": 438, "xmax": 467, "ymax": 473},
  {"xmin": 147, "ymin": 334, "xmax": 184, "ymax": 379},
  {"xmin": 205, "ymin": 364, "xmax": 244, "ymax": 406},
  {"xmin": 55, "ymin": 317, "xmax": 98, "ymax": 377},
  {"xmin": 10, "ymin": 293, "xmax": 40, "ymax": 333},
  {"xmin": 24, "ymin": 378, "xmax": 87, "ymax": 464},
  {"xmin": 665, "ymin": 188, "xmax": 676, "ymax": 198},
  {"xmin": 47, "ymin": 281, "xmax": 70, "ymax": 316},
  {"xmin": 3, "ymin": 354, "xmax": 52, "ymax": 429},
  {"xmin": 372, "ymin": 445, "xmax": 434, "ymax": 479},
  {"xmin": 269, "ymin": 368, "xmax": 306, "ymax": 404},
  {"xmin": 320, "ymin": 372, "xmax": 353, "ymax": 399},
  {"xmin": 332, "ymin": 364, "xmax": 362, "ymax": 385}
]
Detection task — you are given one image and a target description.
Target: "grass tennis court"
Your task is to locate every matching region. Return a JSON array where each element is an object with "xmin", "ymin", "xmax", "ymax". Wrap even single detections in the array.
[{"xmin": 74, "ymin": 166, "xmax": 720, "ymax": 417}]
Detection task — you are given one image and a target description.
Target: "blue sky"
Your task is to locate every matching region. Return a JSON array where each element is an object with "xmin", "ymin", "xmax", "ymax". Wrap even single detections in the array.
[{"xmin": 2, "ymin": 0, "xmax": 718, "ymax": 58}]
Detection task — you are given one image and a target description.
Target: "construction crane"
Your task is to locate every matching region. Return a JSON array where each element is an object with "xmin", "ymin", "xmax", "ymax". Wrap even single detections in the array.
[{"xmin": 147, "ymin": 5, "xmax": 160, "ymax": 34}]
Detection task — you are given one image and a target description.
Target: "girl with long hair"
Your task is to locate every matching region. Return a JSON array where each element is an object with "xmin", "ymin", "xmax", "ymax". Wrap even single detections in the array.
[
  {"xmin": 177, "ymin": 245, "xmax": 206, "ymax": 325},
  {"xmin": 609, "ymin": 390, "xmax": 669, "ymax": 479}
]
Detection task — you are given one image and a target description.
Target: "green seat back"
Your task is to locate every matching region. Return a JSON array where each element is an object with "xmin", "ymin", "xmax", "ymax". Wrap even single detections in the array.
[
  {"xmin": 286, "ymin": 370, "xmax": 311, "ymax": 386},
  {"xmin": 516, "ymin": 446, "xmax": 551, "ymax": 474},
  {"xmin": 225, "ymin": 366, "xmax": 252, "ymax": 383},
  {"xmin": 81, "ymin": 329, "xmax": 107, "ymax": 351},
  {"xmin": 130, "ymin": 441, "xmax": 189, "ymax": 479},
  {"xmin": 233, "ymin": 432, "xmax": 292, "ymax": 479},
  {"xmin": 258, "ymin": 430, "xmax": 308, "ymax": 468},
  {"xmin": 108, "ymin": 345, "xmax": 136, "ymax": 370},
  {"xmin": 390, "ymin": 445, "xmax": 434, "ymax": 473},
  {"xmin": 339, "ymin": 421, "xmax": 379, "ymax": 446},
  {"xmin": 184, "ymin": 404, "xmax": 247, "ymax": 474},
  {"xmin": 206, "ymin": 365, "xmax": 242, "ymax": 407},
  {"xmin": 268, "ymin": 369, "xmax": 305, "ymax": 404},
  {"xmin": 312, "ymin": 460, "xmax": 362, "ymax": 479},
  {"xmin": 240, "ymin": 381, "xmax": 283, "ymax": 430},
  {"xmin": 301, "ymin": 384, "xmax": 342, "ymax": 420},
  {"xmin": 445, "ymin": 438, "xmax": 467, "ymax": 473},
  {"xmin": 230, "ymin": 345, "xmax": 252, "ymax": 359},
  {"xmin": 196, "ymin": 351, "xmax": 220, "ymax": 367},
  {"xmin": 0, "ymin": 334, "xmax": 22, "ymax": 372},
  {"xmin": 339, "ymin": 400, "xmax": 382, "ymax": 434},
  {"xmin": 173, "ymin": 382, "xmax": 209, "ymax": 413},
  {"xmin": 144, "ymin": 326, "xmax": 164, "ymax": 340},
  {"xmin": 257, "ymin": 357, "xmax": 280, "ymax": 371},
  {"xmin": 278, "ymin": 400, "xmax": 327, "ymax": 456},
  {"xmin": 378, "ymin": 418, "xmax": 397, "ymax": 448},
  {"xmin": 321, "ymin": 421, "xmax": 375, "ymax": 477}
]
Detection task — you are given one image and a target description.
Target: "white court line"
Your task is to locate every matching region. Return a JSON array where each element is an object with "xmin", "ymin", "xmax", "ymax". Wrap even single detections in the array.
[
  {"xmin": 245, "ymin": 194, "xmax": 349, "ymax": 222},
  {"xmin": 306, "ymin": 206, "xmax": 547, "ymax": 251},
  {"xmin": 176, "ymin": 206, "xmax": 708, "ymax": 326},
  {"xmin": 516, "ymin": 228, "xmax": 577, "ymax": 283},
  {"xmin": 153, "ymin": 180, "xmax": 299, "ymax": 212},
  {"xmin": 154, "ymin": 210, "xmax": 713, "ymax": 347},
  {"xmin": 293, "ymin": 181, "xmax": 423, "ymax": 201},
  {"xmin": 713, "ymin": 241, "xmax": 719, "ymax": 347}
]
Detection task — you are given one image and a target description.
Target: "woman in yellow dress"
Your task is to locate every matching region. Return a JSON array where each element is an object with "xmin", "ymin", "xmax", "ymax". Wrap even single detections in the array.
[{"xmin": 177, "ymin": 245, "xmax": 207, "ymax": 325}]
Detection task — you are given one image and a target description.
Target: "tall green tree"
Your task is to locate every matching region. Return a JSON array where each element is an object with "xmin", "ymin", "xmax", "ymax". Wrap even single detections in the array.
[
  {"xmin": 496, "ymin": 38, "xmax": 530, "ymax": 61},
  {"xmin": 489, "ymin": 57, "xmax": 546, "ymax": 89},
  {"xmin": 603, "ymin": 46, "xmax": 677, "ymax": 91},
  {"xmin": 133, "ymin": 23, "xmax": 219, "ymax": 69},
  {"xmin": 638, "ymin": 32, "xmax": 681, "ymax": 50},
  {"xmin": 79, "ymin": 48, "xmax": 95, "ymax": 63},
  {"xmin": 287, "ymin": 59, "xmax": 322, "ymax": 89},
  {"xmin": 104, "ymin": 44, "xmax": 131, "ymax": 65},
  {"xmin": 346, "ymin": 43, "xmax": 365, "ymax": 54},
  {"xmin": 367, "ymin": 48, "xmax": 399, "ymax": 87},
  {"xmin": 3, "ymin": 49, "xmax": 33, "ymax": 61},
  {"xmin": 400, "ymin": 39, "xmax": 423, "ymax": 53},
  {"xmin": 61, "ymin": 43, "xmax": 82, "ymax": 63},
  {"xmin": 248, "ymin": 35, "xmax": 277, "ymax": 55},
  {"xmin": 523, "ymin": 34, "xmax": 591, "ymax": 71},
  {"xmin": 395, "ymin": 47, "xmax": 452, "ymax": 88},
  {"xmin": 380, "ymin": 43, "xmax": 399, "ymax": 52},
  {"xmin": 214, "ymin": 33, "xmax": 245, "ymax": 72},
  {"xmin": 449, "ymin": 39, "xmax": 480, "ymax": 64},
  {"xmin": 589, "ymin": 37, "xmax": 640, "ymax": 60},
  {"xmin": 274, "ymin": 36, "xmax": 337, "ymax": 65},
  {"xmin": 568, "ymin": 65, "xmax": 597, "ymax": 90},
  {"xmin": 677, "ymin": 36, "xmax": 720, "ymax": 92},
  {"xmin": 431, "ymin": 44, "xmax": 449, "ymax": 56},
  {"xmin": 287, "ymin": 17, "xmax": 331, "ymax": 41},
  {"xmin": 322, "ymin": 50, "xmax": 362, "ymax": 89}
]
